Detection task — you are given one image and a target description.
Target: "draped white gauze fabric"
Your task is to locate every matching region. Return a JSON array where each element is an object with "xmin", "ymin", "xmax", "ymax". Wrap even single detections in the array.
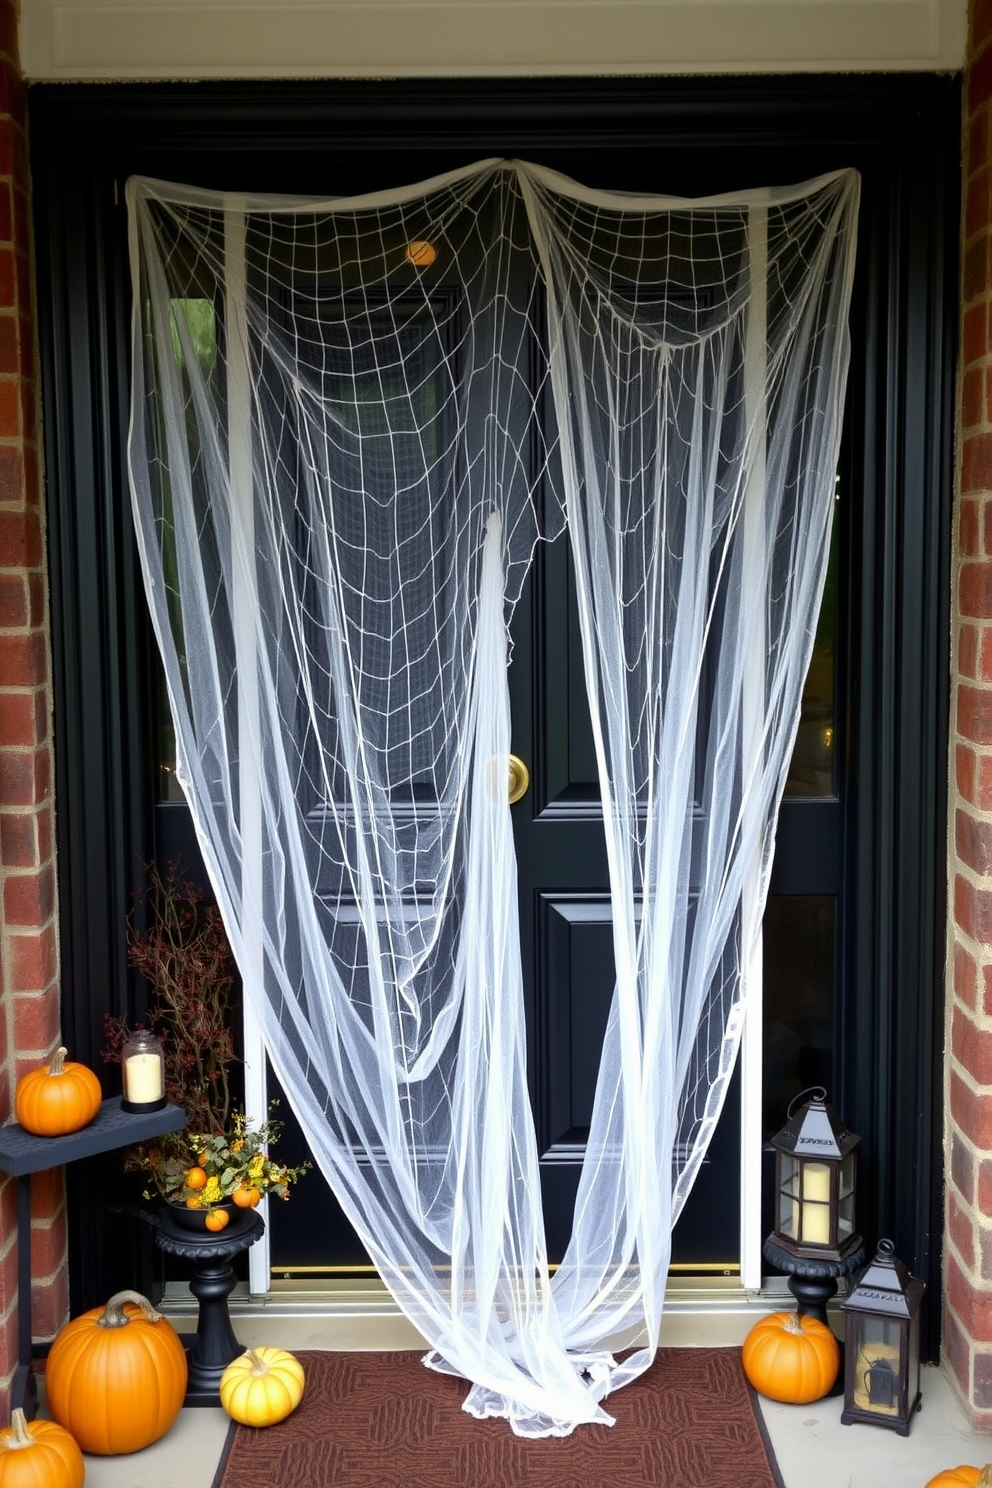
[{"xmin": 126, "ymin": 160, "xmax": 859, "ymax": 1436}]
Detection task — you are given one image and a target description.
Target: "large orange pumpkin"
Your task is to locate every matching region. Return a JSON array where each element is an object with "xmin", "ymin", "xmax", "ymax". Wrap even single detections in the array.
[
  {"xmin": 14, "ymin": 1048, "xmax": 101, "ymax": 1137},
  {"xmin": 925, "ymin": 1470, "xmax": 992, "ymax": 1488},
  {"xmin": 741, "ymin": 1309, "xmax": 840, "ymax": 1403},
  {"xmin": 46, "ymin": 1289, "xmax": 188, "ymax": 1454},
  {"xmin": 0, "ymin": 1409, "xmax": 84, "ymax": 1488}
]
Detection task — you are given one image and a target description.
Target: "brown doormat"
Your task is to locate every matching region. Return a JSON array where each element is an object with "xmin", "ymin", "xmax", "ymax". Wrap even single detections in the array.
[{"xmin": 210, "ymin": 1348, "xmax": 786, "ymax": 1488}]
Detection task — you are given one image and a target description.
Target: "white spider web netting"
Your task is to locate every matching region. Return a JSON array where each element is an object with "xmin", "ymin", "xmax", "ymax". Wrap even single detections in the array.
[{"xmin": 127, "ymin": 159, "xmax": 858, "ymax": 1436}]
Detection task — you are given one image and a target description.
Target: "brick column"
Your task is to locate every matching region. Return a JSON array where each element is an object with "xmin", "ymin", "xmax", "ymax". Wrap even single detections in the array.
[
  {"xmin": 948, "ymin": 0, "xmax": 992, "ymax": 1427},
  {"xmin": 0, "ymin": 0, "xmax": 68, "ymax": 1416}
]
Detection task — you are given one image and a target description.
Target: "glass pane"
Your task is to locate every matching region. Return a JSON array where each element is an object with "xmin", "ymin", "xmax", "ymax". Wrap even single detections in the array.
[
  {"xmin": 169, "ymin": 297, "xmax": 217, "ymax": 376},
  {"xmin": 778, "ymin": 1188, "xmax": 798, "ymax": 1238},
  {"xmin": 908, "ymin": 1313, "xmax": 921, "ymax": 1397},
  {"xmin": 852, "ymin": 1317, "xmax": 903, "ymax": 1416},
  {"xmin": 158, "ymin": 673, "xmax": 184, "ymax": 802},
  {"xmin": 785, "ymin": 487, "xmax": 838, "ymax": 797},
  {"xmin": 777, "ymin": 1153, "xmax": 799, "ymax": 1237},
  {"xmin": 763, "ymin": 895, "xmax": 836, "ymax": 1135},
  {"xmin": 779, "ymin": 1153, "xmax": 799, "ymax": 1192}
]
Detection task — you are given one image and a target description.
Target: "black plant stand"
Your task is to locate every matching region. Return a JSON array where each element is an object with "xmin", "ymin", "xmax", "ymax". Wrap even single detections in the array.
[
  {"xmin": 0, "ymin": 1097, "xmax": 186, "ymax": 1418},
  {"xmin": 762, "ymin": 1234, "xmax": 866, "ymax": 1397},
  {"xmin": 149, "ymin": 1206, "xmax": 264, "ymax": 1406}
]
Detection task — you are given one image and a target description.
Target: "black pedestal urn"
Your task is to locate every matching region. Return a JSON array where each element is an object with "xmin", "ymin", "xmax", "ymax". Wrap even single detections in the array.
[{"xmin": 153, "ymin": 1203, "xmax": 265, "ymax": 1406}]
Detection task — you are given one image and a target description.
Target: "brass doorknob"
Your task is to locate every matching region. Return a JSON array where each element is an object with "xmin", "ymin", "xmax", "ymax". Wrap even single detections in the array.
[{"xmin": 508, "ymin": 754, "xmax": 531, "ymax": 805}]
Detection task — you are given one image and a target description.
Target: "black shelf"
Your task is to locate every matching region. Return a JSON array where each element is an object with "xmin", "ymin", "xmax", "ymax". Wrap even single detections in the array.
[
  {"xmin": 0, "ymin": 1097, "xmax": 186, "ymax": 1417},
  {"xmin": 0, "ymin": 1098, "xmax": 185, "ymax": 1176}
]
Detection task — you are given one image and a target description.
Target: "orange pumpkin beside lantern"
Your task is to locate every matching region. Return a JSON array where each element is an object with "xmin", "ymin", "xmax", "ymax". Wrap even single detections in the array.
[{"xmin": 741, "ymin": 1309, "xmax": 840, "ymax": 1404}]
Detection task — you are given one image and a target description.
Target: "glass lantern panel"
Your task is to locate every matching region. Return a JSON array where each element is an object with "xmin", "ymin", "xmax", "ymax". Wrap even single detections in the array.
[
  {"xmin": 778, "ymin": 1186, "xmax": 799, "ymax": 1239},
  {"xmin": 839, "ymin": 1152, "xmax": 856, "ymax": 1199},
  {"xmin": 777, "ymin": 1154, "xmax": 800, "ymax": 1238},
  {"xmin": 780, "ymin": 1153, "xmax": 800, "ymax": 1193},
  {"xmin": 799, "ymin": 1200, "xmax": 832, "ymax": 1245},
  {"xmin": 907, "ymin": 1311, "xmax": 921, "ymax": 1404},
  {"xmin": 851, "ymin": 1315, "xmax": 903, "ymax": 1417},
  {"xmin": 838, "ymin": 1189, "xmax": 855, "ymax": 1239}
]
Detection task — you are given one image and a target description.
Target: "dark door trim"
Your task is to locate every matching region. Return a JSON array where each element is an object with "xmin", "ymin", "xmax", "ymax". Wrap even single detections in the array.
[{"xmin": 29, "ymin": 74, "xmax": 957, "ymax": 1352}]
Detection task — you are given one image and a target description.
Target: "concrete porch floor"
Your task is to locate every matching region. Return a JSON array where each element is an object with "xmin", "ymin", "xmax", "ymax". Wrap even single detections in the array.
[{"xmin": 41, "ymin": 1303, "xmax": 992, "ymax": 1488}]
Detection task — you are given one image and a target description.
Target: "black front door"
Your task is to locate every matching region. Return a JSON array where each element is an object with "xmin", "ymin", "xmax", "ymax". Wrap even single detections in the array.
[
  {"xmin": 30, "ymin": 77, "xmax": 955, "ymax": 1344},
  {"xmin": 261, "ymin": 480, "xmax": 834, "ymax": 1277}
]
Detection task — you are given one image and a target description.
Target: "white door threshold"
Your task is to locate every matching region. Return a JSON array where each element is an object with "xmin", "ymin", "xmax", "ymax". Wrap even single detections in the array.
[{"xmin": 158, "ymin": 1272, "xmax": 840, "ymax": 1352}]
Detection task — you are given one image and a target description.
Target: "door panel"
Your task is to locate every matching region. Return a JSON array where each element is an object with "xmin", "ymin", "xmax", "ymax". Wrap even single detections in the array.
[
  {"xmin": 264, "ymin": 503, "xmax": 743, "ymax": 1272},
  {"xmin": 508, "ymin": 528, "xmax": 740, "ymax": 1270},
  {"xmin": 763, "ymin": 895, "xmax": 837, "ymax": 1135},
  {"xmin": 530, "ymin": 891, "xmax": 740, "ymax": 1269}
]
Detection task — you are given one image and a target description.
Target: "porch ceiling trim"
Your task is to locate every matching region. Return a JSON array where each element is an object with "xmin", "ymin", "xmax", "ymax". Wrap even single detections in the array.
[{"xmin": 20, "ymin": 0, "xmax": 966, "ymax": 82}]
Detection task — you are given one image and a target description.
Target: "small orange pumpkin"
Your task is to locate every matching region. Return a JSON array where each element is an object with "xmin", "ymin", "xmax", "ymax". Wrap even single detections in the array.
[
  {"xmin": 14, "ymin": 1047, "xmax": 101, "ymax": 1137},
  {"xmin": 925, "ymin": 1470, "xmax": 992, "ymax": 1488},
  {"xmin": 0, "ymin": 1409, "xmax": 84, "ymax": 1488},
  {"xmin": 741, "ymin": 1309, "xmax": 840, "ymax": 1403},
  {"xmin": 46, "ymin": 1289, "xmax": 188, "ymax": 1454}
]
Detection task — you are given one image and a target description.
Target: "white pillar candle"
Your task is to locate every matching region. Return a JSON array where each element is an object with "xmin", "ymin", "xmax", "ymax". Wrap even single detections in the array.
[
  {"xmin": 801, "ymin": 1162, "xmax": 832, "ymax": 1244},
  {"xmin": 125, "ymin": 1052, "xmax": 163, "ymax": 1103}
]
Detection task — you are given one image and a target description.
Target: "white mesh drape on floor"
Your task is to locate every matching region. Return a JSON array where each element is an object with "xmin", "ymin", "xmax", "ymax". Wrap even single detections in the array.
[{"xmin": 127, "ymin": 160, "xmax": 858, "ymax": 1436}]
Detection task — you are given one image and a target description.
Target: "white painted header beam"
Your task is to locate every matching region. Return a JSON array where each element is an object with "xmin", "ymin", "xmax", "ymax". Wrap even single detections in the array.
[{"xmin": 20, "ymin": 0, "xmax": 966, "ymax": 82}]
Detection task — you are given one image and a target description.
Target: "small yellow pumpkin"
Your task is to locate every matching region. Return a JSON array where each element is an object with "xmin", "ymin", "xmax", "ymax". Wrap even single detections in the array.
[
  {"xmin": 741, "ymin": 1309, "xmax": 840, "ymax": 1403},
  {"xmin": 15, "ymin": 1048, "xmax": 101, "ymax": 1137},
  {"xmin": 0, "ymin": 1408, "xmax": 85, "ymax": 1488},
  {"xmin": 925, "ymin": 1470, "xmax": 992, "ymax": 1488},
  {"xmin": 220, "ymin": 1346, "xmax": 305, "ymax": 1427}
]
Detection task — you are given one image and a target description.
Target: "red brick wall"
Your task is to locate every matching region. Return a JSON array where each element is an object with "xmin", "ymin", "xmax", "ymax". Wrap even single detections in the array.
[
  {"xmin": 949, "ymin": 0, "xmax": 992, "ymax": 1426},
  {"xmin": 0, "ymin": 0, "xmax": 68, "ymax": 1417}
]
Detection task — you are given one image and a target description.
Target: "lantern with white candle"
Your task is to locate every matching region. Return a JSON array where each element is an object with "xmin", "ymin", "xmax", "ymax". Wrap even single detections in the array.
[
  {"xmin": 121, "ymin": 1028, "xmax": 166, "ymax": 1113},
  {"xmin": 769, "ymin": 1087, "xmax": 861, "ymax": 1262}
]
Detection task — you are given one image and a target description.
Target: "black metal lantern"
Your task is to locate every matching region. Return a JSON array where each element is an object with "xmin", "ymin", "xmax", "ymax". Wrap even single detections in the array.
[
  {"xmin": 840, "ymin": 1238, "xmax": 924, "ymax": 1435},
  {"xmin": 769, "ymin": 1086, "xmax": 860, "ymax": 1261}
]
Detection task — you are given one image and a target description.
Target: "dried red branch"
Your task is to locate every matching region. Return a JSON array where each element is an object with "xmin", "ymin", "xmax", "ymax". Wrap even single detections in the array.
[{"xmin": 106, "ymin": 860, "xmax": 239, "ymax": 1134}]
